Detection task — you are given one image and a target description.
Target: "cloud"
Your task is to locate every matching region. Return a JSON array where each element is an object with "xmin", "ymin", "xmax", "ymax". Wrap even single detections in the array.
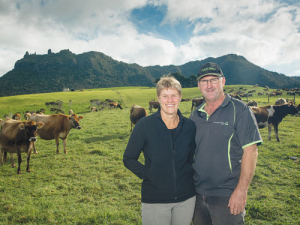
[{"xmin": 0, "ymin": 0, "xmax": 299, "ymax": 77}]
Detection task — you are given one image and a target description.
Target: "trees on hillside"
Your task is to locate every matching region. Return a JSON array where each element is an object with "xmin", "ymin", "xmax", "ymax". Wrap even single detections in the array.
[{"xmin": 155, "ymin": 72, "xmax": 198, "ymax": 88}]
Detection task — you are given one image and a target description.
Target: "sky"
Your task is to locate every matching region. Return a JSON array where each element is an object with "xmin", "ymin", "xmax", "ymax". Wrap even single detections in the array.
[{"xmin": 0, "ymin": 0, "xmax": 300, "ymax": 77}]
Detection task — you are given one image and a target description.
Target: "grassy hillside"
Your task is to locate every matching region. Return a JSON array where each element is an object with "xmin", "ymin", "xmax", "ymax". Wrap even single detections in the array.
[
  {"xmin": 0, "ymin": 86, "xmax": 299, "ymax": 225},
  {"xmin": 2, "ymin": 51, "xmax": 300, "ymax": 97}
]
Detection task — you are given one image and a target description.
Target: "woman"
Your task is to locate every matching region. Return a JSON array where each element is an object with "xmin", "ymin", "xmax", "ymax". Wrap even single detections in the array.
[{"xmin": 123, "ymin": 76, "xmax": 196, "ymax": 225}]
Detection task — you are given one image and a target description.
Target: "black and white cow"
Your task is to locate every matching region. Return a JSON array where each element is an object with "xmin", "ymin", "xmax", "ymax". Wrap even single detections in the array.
[{"xmin": 250, "ymin": 104, "xmax": 299, "ymax": 142}]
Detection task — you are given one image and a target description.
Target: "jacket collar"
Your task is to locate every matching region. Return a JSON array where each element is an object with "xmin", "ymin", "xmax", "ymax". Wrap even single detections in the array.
[{"xmin": 198, "ymin": 93, "xmax": 231, "ymax": 111}]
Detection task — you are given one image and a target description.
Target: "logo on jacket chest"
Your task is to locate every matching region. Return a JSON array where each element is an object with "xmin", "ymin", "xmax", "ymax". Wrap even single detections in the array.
[{"xmin": 213, "ymin": 121, "xmax": 229, "ymax": 126}]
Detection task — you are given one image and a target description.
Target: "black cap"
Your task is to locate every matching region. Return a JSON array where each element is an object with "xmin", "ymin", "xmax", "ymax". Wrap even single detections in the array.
[{"xmin": 197, "ymin": 62, "xmax": 224, "ymax": 80}]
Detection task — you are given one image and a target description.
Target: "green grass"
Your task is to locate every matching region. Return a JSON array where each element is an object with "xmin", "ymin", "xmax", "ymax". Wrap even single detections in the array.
[{"xmin": 0, "ymin": 85, "xmax": 299, "ymax": 224}]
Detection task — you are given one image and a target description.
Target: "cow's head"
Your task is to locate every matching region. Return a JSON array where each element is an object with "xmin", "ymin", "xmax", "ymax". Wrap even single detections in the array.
[
  {"xmin": 19, "ymin": 121, "xmax": 44, "ymax": 142},
  {"xmin": 69, "ymin": 114, "xmax": 83, "ymax": 129},
  {"xmin": 287, "ymin": 104, "xmax": 299, "ymax": 115}
]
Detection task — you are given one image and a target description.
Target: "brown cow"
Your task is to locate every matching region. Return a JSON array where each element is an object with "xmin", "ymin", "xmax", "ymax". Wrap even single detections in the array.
[
  {"xmin": 130, "ymin": 105, "xmax": 148, "ymax": 132},
  {"xmin": 149, "ymin": 100, "xmax": 160, "ymax": 113},
  {"xmin": 91, "ymin": 107, "xmax": 98, "ymax": 112},
  {"xmin": 229, "ymin": 93, "xmax": 242, "ymax": 100},
  {"xmin": 30, "ymin": 113, "xmax": 83, "ymax": 154},
  {"xmin": 247, "ymin": 100, "xmax": 258, "ymax": 107},
  {"xmin": 24, "ymin": 112, "xmax": 31, "ymax": 121},
  {"xmin": 191, "ymin": 98, "xmax": 205, "ymax": 111},
  {"xmin": 109, "ymin": 102, "xmax": 123, "ymax": 109},
  {"xmin": 12, "ymin": 113, "xmax": 21, "ymax": 120},
  {"xmin": 0, "ymin": 118, "xmax": 44, "ymax": 174},
  {"xmin": 250, "ymin": 104, "xmax": 299, "ymax": 142}
]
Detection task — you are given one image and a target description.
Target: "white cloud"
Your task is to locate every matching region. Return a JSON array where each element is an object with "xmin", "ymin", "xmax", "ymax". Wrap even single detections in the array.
[{"xmin": 0, "ymin": 0, "xmax": 299, "ymax": 77}]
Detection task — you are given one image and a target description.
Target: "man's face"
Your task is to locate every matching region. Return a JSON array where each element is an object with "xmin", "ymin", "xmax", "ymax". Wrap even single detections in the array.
[{"xmin": 198, "ymin": 75, "xmax": 225, "ymax": 103}]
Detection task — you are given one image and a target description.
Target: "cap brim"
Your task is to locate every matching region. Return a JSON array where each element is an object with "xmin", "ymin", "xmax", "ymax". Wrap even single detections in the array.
[{"xmin": 197, "ymin": 73, "xmax": 223, "ymax": 80}]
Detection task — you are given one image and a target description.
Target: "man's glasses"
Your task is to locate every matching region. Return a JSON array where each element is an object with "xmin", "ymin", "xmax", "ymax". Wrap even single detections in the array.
[{"xmin": 198, "ymin": 77, "xmax": 221, "ymax": 86}]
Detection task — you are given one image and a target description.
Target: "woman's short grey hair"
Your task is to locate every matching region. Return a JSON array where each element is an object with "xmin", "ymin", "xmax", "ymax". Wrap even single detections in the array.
[{"xmin": 156, "ymin": 75, "xmax": 182, "ymax": 97}]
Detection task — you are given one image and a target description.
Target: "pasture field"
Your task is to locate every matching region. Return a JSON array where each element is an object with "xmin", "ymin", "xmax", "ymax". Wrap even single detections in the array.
[{"xmin": 0, "ymin": 85, "xmax": 299, "ymax": 225}]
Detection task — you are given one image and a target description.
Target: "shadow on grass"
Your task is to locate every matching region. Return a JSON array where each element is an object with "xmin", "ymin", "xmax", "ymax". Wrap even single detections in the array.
[
  {"xmin": 89, "ymin": 150, "xmax": 105, "ymax": 156},
  {"xmin": 84, "ymin": 134, "xmax": 129, "ymax": 143}
]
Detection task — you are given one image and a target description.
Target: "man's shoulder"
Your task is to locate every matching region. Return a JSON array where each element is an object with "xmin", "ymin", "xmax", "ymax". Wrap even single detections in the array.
[{"xmin": 227, "ymin": 95, "xmax": 247, "ymax": 109}]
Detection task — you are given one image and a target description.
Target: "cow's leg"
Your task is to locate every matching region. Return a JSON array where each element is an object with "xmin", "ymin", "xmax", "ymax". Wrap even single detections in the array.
[
  {"xmin": 26, "ymin": 145, "xmax": 33, "ymax": 172},
  {"xmin": 33, "ymin": 141, "xmax": 38, "ymax": 154},
  {"xmin": 273, "ymin": 123, "xmax": 280, "ymax": 142},
  {"xmin": 63, "ymin": 138, "xmax": 67, "ymax": 154},
  {"xmin": 17, "ymin": 149, "xmax": 22, "ymax": 174},
  {"xmin": 3, "ymin": 151, "xmax": 7, "ymax": 163},
  {"xmin": 55, "ymin": 137, "xmax": 60, "ymax": 154},
  {"xmin": 0, "ymin": 148, "xmax": 3, "ymax": 166},
  {"xmin": 268, "ymin": 124, "xmax": 272, "ymax": 141},
  {"xmin": 10, "ymin": 153, "xmax": 15, "ymax": 167}
]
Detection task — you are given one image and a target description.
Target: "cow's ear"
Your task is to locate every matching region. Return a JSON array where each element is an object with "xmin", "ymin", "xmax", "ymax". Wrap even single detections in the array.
[
  {"xmin": 37, "ymin": 122, "xmax": 44, "ymax": 129},
  {"xmin": 19, "ymin": 123, "xmax": 25, "ymax": 130},
  {"xmin": 79, "ymin": 116, "xmax": 83, "ymax": 120}
]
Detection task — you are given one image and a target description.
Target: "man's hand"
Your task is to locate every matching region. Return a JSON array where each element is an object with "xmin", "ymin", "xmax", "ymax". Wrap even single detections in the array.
[
  {"xmin": 228, "ymin": 187, "xmax": 247, "ymax": 215},
  {"xmin": 228, "ymin": 144, "xmax": 258, "ymax": 215}
]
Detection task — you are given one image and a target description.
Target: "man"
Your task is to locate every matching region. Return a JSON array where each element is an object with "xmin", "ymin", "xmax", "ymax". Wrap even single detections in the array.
[{"xmin": 190, "ymin": 62, "xmax": 262, "ymax": 225}]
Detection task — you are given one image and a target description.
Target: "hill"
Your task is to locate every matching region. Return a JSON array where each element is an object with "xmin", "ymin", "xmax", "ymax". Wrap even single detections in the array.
[
  {"xmin": 0, "ymin": 49, "xmax": 299, "ymax": 97},
  {"xmin": 146, "ymin": 54, "xmax": 300, "ymax": 88},
  {"xmin": 0, "ymin": 50, "xmax": 155, "ymax": 97}
]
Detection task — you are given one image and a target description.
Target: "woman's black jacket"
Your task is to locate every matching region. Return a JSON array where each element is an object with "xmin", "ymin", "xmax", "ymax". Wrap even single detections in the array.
[{"xmin": 123, "ymin": 108, "xmax": 196, "ymax": 203}]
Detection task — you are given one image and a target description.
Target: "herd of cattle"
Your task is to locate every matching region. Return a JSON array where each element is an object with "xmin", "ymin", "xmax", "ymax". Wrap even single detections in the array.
[
  {"xmin": 134, "ymin": 95, "xmax": 300, "ymax": 143},
  {"xmin": 0, "ymin": 113, "xmax": 83, "ymax": 174},
  {"xmin": 0, "ymin": 90, "xmax": 299, "ymax": 174}
]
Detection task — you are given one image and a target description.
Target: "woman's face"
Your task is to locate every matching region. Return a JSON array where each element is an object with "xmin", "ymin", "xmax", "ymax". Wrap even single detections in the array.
[{"xmin": 157, "ymin": 88, "xmax": 182, "ymax": 117}]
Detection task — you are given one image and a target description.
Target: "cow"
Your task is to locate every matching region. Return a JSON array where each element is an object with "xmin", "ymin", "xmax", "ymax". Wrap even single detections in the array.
[
  {"xmin": 229, "ymin": 93, "xmax": 242, "ymax": 100},
  {"xmin": 69, "ymin": 109, "xmax": 74, "ymax": 115},
  {"xmin": 258, "ymin": 92, "xmax": 264, "ymax": 96},
  {"xmin": 109, "ymin": 102, "xmax": 123, "ymax": 109},
  {"xmin": 0, "ymin": 118, "xmax": 44, "ymax": 174},
  {"xmin": 287, "ymin": 91, "xmax": 295, "ymax": 96},
  {"xmin": 181, "ymin": 98, "xmax": 190, "ymax": 102},
  {"xmin": 12, "ymin": 113, "xmax": 21, "ymax": 120},
  {"xmin": 247, "ymin": 100, "xmax": 258, "ymax": 107},
  {"xmin": 24, "ymin": 112, "xmax": 31, "ymax": 121},
  {"xmin": 50, "ymin": 108, "xmax": 64, "ymax": 114},
  {"xmin": 91, "ymin": 107, "xmax": 98, "ymax": 112},
  {"xmin": 130, "ymin": 105, "xmax": 148, "ymax": 132},
  {"xmin": 275, "ymin": 98, "xmax": 287, "ymax": 105},
  {"xmin": 250, "ymin": 104, "xmax": 299, "ymax": 142},
  {"xmin": 29, "ymin": 113, "xmax": 83, "ymax": 154},
  {"xmin": 191, "ymin": 98, "xmax": 205, "ymax": 111},
  {"xmin": 149, "ymin": 100, "xmax": 160, "ymax": 113}
]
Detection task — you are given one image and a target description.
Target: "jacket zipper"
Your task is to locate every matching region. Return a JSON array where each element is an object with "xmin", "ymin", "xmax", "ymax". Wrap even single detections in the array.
[{"xmin": 171, "ymin": 139, "xmax": 177, "ymax": 200}]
